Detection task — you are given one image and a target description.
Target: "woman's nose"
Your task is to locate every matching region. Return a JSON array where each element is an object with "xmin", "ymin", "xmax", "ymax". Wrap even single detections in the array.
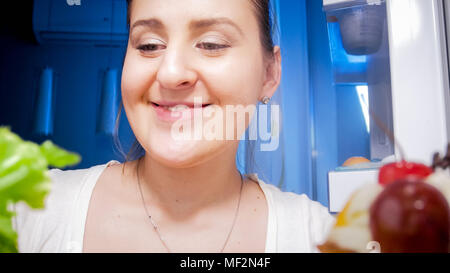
[{"xmin": 156, "ymin": 46, "xmax": 197, "ymax": 91}]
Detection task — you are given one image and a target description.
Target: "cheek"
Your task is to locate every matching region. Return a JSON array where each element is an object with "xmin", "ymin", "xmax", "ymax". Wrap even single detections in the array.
[
  {"xmin": 121, "ymin": 50, "xmax": 158, "ymax": 104},
  {"xmin": 120, "ymin": 51, "xmax": 158, "ymax": 150},
  {"xmin": 199, "ymin": 50, "xmax": 265, "ymax": 106}
]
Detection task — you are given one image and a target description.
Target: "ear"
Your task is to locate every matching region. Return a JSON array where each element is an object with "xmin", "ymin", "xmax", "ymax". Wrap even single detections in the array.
[{"xmin": 261, "ymin": 46, "xmax": 282, "ymax": 100}]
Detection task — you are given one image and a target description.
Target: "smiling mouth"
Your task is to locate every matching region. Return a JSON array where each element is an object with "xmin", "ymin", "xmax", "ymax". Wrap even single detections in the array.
[{"xmin": 150, "ymin": 102, "xmax": 212, "ymax": 111}]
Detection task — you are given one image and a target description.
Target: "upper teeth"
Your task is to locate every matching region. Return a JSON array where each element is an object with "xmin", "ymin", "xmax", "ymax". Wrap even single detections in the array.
[{"xmin": 164, "ymin": 105, "xmax": 189, "ymax": 111}]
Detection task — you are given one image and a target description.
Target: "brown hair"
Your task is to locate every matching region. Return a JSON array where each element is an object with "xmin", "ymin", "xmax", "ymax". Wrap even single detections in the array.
[{"xmin": 115, "ymin": 0, "xmax": 277, "ymax": 174}]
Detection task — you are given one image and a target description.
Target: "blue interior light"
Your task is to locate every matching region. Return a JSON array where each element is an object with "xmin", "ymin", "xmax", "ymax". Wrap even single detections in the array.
[
  {"xmin": 356, "ymin": 85, "xmax": 370, "ymax": 133},
  {"xmin": 33, "ymin": 67, "xmax": 54, "ymax": 136},
  {"xmin": 97, "ymin": 69, "xmax": 119, "ymax": 135}
]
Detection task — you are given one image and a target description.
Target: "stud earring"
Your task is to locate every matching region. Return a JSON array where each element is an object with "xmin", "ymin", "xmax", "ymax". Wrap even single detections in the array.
[{"xmin": 261, "ymin": 96, "xmax": 271, "ymax": 105}]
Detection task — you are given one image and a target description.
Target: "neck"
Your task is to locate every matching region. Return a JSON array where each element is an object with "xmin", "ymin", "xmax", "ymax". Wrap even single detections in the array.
[{"xmin": 136, "ymin": 144, "xmax": 243, "ymax": 217}]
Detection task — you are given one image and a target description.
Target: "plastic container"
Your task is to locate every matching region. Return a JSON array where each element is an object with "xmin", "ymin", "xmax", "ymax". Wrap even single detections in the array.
[{"xmin": 338, "ymin": 4, "xmax": 385, "ymax": 55}]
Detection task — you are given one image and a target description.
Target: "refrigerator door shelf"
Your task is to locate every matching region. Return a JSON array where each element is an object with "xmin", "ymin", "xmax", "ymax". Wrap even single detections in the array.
[
  {"xmin": 323, "ymin": 0, "xmax": 384, "ymax": 12},
  {"xmin": 328, "ymin": 169, "xmax": 379, "ymax": 213}
]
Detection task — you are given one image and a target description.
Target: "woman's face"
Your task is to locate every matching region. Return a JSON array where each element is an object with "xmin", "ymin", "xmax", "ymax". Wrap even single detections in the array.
[{"xmin": 122, "ymin": 0, "xmax": 280, "ymax": 167}]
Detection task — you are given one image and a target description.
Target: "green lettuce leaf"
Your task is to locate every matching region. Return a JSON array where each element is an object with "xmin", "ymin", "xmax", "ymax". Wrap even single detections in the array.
[{"xmin": 0, "ymin": 127, "xmax": 81, "ymax": 252}]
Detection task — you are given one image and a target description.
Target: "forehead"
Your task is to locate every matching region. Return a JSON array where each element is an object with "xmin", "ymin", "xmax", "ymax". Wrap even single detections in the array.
[{"xmin": 130, "ymin": 0, "xmax": 258, "ymax": 32}]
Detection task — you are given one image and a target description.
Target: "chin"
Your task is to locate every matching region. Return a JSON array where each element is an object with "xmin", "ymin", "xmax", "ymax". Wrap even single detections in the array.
[
  {"xmin": 149, "ymin": 150, "xmax": 211, "ymax": 169},
  {"xmin": 146, "ymin": 138, "xmax": 219, "ymax": 169},
  {"xmin": 139, "ymin": 125, "xmax": 236, "ymax": 168}
]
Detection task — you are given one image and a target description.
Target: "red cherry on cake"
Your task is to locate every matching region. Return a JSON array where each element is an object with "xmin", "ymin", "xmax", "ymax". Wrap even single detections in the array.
[
  {"xmin": 369, "ymin": 178, "xmax": 450, "ymax": 253},
  {"xmin": 378, "ymin": 161, "xmax": 433, "ymax": 186}
]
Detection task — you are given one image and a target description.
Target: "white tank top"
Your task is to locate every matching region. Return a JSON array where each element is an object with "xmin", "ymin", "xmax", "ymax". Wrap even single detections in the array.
[{"xmin": 12, "ymin": 160, "xmax": 335, "ymax": 253}]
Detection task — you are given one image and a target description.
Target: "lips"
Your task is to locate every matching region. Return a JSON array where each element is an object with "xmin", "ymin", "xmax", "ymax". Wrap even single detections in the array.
[
  {"xmin": 151, "ymin": 101, "xmax": 212, "ymax": 109},
  {"xmin": 150, "ymin": 101, "xmax": 212, "ymax": 122}
]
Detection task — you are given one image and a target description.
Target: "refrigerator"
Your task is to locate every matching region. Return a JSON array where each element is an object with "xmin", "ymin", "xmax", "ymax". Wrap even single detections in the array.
[{"xmin": 322, "ymin": 0, "xmax": 450, "ymax": 213}]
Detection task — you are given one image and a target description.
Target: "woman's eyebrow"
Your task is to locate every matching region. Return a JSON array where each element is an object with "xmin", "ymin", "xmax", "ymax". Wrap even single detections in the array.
[
  {"xmin": 130, "ymin": 17, "xmax": 244, "ymax": 37},
  {"xmin": 130, "ymin": 18, "xmax": 165, "ymax": 33},
  {"xmin": 189, "ymin": 18, "xmax": 244, "ymax": 36}
]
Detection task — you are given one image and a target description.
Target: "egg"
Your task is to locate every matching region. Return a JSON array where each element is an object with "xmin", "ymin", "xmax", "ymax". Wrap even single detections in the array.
[{"xmin": 342, "ymin": 156, "xmax": 371, "ymax": 167}]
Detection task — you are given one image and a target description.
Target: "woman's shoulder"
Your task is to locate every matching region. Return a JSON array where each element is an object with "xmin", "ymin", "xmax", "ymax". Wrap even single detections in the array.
[
  {"xmin": 15, "ymin": 160, "xmax": 115, "ymax": 215},
  {"xmin": 247, "ymin": 173, "xmax": 335, "ymax": 252},
  {"xmin": 13, "ymin": 160, "xmax": 119, "ymax": 252},
  {"xmin": 44, "ymin": 159, "xmax": 121, "ymax": 198},
  {"xmin": 249, "ymin": 173, "xmax": 330, "ymax": 214}
]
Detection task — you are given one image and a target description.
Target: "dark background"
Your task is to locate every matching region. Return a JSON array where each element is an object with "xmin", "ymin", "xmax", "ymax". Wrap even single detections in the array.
[{"xmin": 0, "ymin": 0, "xmax": 135, "ymax": 169}]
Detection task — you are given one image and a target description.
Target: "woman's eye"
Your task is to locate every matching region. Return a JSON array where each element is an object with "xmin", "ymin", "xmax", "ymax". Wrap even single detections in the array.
[
  {"xmin": 137, "ymin": 44, "xmax": 166, "ymax": 52},
  {"xmin": 197, "ymin": 42, "xmax": 229, "ymax": 51}
]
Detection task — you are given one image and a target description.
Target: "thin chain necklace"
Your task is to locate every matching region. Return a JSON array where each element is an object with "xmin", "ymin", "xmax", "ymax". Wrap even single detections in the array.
[{"xmin": 135, "ymin": 157, "xmax": 244, "ymax": 253}]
